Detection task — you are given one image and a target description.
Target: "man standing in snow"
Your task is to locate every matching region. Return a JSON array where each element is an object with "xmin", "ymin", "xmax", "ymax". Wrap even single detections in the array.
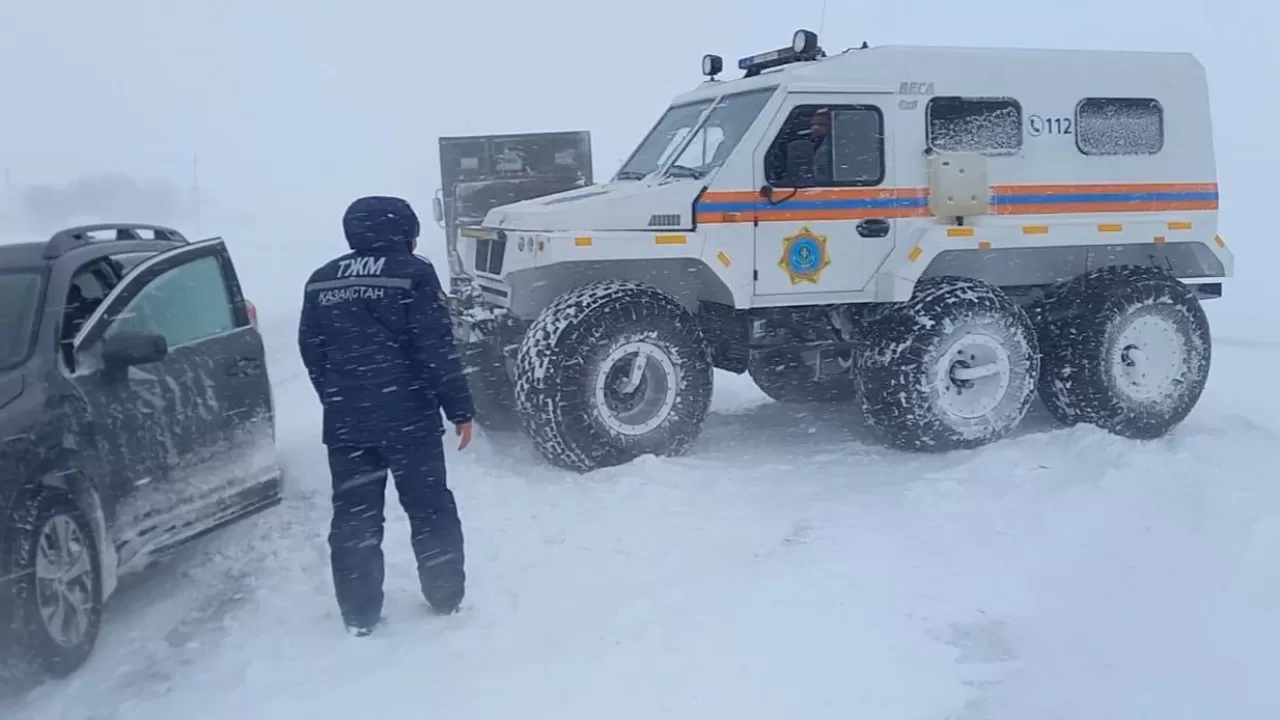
[{"xmin": 298, "ymin": 195, "xmax": 475, "ymax": 636}]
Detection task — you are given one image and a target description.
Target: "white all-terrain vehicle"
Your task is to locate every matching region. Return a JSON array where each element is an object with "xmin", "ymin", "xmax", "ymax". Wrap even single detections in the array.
[{"xmin": 448, "ymin": 30, "xmax": 1232, "ymax": 472}]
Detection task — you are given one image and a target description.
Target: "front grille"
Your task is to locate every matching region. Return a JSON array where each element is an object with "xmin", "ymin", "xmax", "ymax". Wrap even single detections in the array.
[{"xmin": 473, "ymin": 230, "xmax": 507, "ymax": 275}]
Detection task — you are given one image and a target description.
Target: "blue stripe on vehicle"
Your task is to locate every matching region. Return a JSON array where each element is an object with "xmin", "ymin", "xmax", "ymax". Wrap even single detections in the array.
[{"xmin": 695, "ymin": 190, "xmax": 1218, "ymax": 214}]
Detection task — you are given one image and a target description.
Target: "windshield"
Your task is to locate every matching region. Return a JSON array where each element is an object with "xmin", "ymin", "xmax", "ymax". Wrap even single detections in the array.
[
  {"xmin": 0, "ymin": 271, "xmax": 44, "ymax": 370},
  {"xmin": 615, "ymin": 87, "xmax": 777, "ymax": 181}
]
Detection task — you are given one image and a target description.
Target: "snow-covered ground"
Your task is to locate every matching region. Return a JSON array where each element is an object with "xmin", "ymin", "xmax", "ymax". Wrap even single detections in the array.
[
  {"xmin": 5, "ymin": 2, "xmax": 1280, "ymax": 714},
  {"xmin": 4, "ymin": 211, "xmax": 1278, "ymax": 718}
]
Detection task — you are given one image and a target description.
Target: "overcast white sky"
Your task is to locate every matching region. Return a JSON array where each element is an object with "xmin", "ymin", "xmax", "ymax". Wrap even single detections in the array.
[{"xmin": 0, "ymin": 0, "xmax": 1271, "ymax": 237}]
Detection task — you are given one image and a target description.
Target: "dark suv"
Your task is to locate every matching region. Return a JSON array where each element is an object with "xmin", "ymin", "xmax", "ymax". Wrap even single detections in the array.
[{"xmin": 0, "ymin": 224, "xmax": 282, "ymax": 683}]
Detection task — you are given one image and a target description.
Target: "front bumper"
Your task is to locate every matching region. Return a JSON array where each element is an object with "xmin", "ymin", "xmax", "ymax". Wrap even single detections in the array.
[
  {"xmin": 448, "ymin": 279, "xmax": 499, "ymax": 343},
  {"xmin": 448, "ymin": 281, "xmax": 526, "ymax": 377}
]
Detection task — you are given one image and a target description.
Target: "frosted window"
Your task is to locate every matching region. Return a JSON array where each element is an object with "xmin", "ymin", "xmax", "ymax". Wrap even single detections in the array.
[
  {"xmin": 927, "ymin": 97, "xmax": 1023, "ymax": 154},
  {"xmin": 1076, "ymin": 98, "xmax": 1164, "ymax": 156}
]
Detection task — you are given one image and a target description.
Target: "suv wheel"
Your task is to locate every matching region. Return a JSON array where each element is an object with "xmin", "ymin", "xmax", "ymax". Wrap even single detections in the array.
[{"xmin": 5, "ymin": 488, "xmax": 103, "ymax": 679}]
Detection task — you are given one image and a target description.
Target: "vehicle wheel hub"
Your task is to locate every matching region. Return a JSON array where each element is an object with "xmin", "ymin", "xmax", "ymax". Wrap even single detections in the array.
[
  {"xmin": 1110, "ymin": 311, "xmax": 1186, "ymax": 403},
  {"xmin": 594, "ymin": 340, "xmax": 678, "ymax": 436},
  {"xmin": 35, "ymin": 514, "xmax": 95, "ymax": 649},
  {"xmin": 934, "ymin": 332, "xmax": 1013, "ymax": 420}
]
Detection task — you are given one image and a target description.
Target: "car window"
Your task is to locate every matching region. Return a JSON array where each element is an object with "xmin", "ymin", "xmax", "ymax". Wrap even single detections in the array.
[
  {"xmin": 108, "ymin": 255, "xmax": 236, "ymax": 348},
  {"xmin": 0, "ymin": 271, "xmax": 43, "ymax": 370},
  {"xmin": 765, "ymin": 104, "xmax": 885, "ymax": 187},
  {"xmin": 61, "ymin": 261, "xmax": 121, "ymax": 367},
  {"xmin": 73, "ymin": 270, "xmax": 112, "ymax": 302},
  {"xmin": 110, "ymin": 251, "xmax": 157, "ymax": 274}
]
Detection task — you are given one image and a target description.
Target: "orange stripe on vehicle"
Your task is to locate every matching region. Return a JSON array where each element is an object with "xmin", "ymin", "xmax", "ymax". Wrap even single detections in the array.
[{"xmin": 695, "ymin": 182, "xmax": 1218, "ymax": 224}]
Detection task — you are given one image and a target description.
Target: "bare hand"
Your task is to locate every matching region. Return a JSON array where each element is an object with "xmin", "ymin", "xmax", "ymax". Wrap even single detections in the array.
[{"xmin": 455, "ymin": 421, "xmax": 474, "ymax": 451}]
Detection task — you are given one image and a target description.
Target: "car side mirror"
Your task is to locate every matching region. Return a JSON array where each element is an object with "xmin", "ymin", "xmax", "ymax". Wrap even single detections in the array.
[
  {"xmin": 102, "ymin": 331, "xmax": 168, "ymax": 370},
  {"xmin": 432, "ymin": 196, "xmax": 444, "ymax": 224}
]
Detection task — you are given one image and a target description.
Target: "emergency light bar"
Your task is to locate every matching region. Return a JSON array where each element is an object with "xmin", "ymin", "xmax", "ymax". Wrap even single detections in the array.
[{"xmin": 738, "ymin": 30, "xmax": 821, "ymax": 78}]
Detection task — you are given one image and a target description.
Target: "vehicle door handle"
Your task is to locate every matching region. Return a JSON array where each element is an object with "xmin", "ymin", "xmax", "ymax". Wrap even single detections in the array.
[
  {"xmin": 856, "ymin": 218, "xmax": 891, "ymax": 238},
  {"xmin": 227, "ymin": 357, "xmax": 262, "ymax": 376}
]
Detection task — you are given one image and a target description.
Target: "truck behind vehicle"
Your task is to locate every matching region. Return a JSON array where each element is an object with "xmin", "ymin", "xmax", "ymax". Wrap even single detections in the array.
[{"xmin": 432, "ymin": 131, "xmax": 592, "ymax": 291}]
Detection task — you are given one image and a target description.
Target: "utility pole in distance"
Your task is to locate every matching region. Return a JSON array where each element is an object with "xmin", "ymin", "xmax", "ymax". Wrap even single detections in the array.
[{"xmin": 191, "ymin": 154, "xmax": 201, "ymax": 237}]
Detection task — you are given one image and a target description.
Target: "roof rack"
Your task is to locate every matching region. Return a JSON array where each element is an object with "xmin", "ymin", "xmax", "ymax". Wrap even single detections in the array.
[{"xmin": 43, "ymin": 223, "xmax": 189, "ymax": 259}]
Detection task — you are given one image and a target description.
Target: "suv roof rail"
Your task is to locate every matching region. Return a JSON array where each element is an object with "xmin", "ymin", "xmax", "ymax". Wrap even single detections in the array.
[{"xmin": 43, "ymin": 223, "xmax": 189, "ymax": 259}]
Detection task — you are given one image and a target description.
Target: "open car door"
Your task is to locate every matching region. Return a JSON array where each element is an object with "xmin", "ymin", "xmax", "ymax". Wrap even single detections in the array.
[{"xmin": 68, "ymin": 237, "xmax": 277, "ymax": 565}]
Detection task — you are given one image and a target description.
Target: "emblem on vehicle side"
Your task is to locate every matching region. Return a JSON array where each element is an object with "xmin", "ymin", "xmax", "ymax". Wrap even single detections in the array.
[{"xmin": 779, "ymin": 226, "xmax": 831, "ymax": 284}]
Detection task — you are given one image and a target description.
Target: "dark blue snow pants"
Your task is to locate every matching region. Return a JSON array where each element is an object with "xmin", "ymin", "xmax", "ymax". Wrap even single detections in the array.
[{"xmin": 326, "ymin": 439, "xmax": 465, "ymax": 629}]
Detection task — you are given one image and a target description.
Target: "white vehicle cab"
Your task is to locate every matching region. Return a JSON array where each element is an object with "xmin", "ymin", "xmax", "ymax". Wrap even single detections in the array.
[{"xmin": 451, "ymin": 30, "xmax": 1232, "ymax": 472}]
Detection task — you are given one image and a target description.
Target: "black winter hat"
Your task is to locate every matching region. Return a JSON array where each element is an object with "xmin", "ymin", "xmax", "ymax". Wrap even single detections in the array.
[{"xmin": 343, "ymin": 195, "xmax": 420, "ymax": 252}]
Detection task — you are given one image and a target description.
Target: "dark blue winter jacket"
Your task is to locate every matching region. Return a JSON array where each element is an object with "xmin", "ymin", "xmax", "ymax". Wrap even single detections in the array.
[{"xmin": 298, "ymin": 196, "xmax": 474, "ymax": 447}]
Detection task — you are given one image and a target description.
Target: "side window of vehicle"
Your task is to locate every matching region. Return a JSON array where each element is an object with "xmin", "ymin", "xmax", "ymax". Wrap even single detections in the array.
[
  {"xmin": 107, "ymin": 255, "xmax": 236, "ymax": 348},
  {"xmin": 926, "ymin": 96, "xmax": 1023, "ymax": 154},
  {"xmin": 109, "ymin": 251, "xmax": 156, "ymax": 275},
  {"xmin": 765, "ymin": 104, "xmax": 885, "ymax": 187},
  {"xmin": 60, "ymin": 261, "xmax": 119, "ymax": 367},
  {"xmin": 1075, "ymin": 97, "xmax": 1164, "ymax": 156}
]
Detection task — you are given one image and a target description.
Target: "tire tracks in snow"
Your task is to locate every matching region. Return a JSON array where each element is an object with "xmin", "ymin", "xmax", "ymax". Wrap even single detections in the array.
[{"xmin": 12, "ymin": 345, "xmax": 1280, "ymax": 719}]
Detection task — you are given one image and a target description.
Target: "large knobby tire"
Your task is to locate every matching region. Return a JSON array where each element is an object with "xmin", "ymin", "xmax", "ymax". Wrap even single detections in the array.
[
  {"xmin": 514, "ymin": 281, "xmax": 714, "ymax": 473},
  {"xmin": 748, "ymin": 349, "xmax": 860, "ymax": 404},
  {"xmin": 858, "ymin": 276, "xmax": 1040, "ymax": 451},
  {"xmin": 3, "ymin": 488, "xmax": 103, "ymax": 682},
  {"xmin": 1035, "ymin": 265, "xmax": 1211, "ymax": 439}
]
